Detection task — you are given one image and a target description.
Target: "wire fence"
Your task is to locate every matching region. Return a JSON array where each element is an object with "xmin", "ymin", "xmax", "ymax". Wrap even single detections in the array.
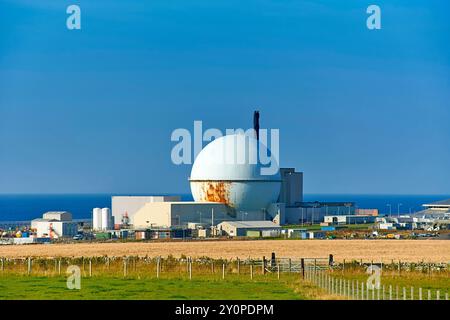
[{"xmin": 0, "ymin": 255, "xmax": 448, "ymax": 300}]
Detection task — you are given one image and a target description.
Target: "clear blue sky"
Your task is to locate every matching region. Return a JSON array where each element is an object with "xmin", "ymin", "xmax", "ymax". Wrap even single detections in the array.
[{"xmin": 0, "ymin": 0, "xmax": 449, "ymax": 194}]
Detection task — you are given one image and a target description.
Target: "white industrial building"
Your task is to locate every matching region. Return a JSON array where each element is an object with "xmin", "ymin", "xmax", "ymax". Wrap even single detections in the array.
[
  {"xmin": 31, "ymin": 211, "xmax": 78, "ymax": 238},
  {"xmin": 111, "ymin": 113, "xmax": 358, "ymax": 230},
  {"xmin": 324, "ymin": 215, "xmax": 376, "ymax": 225},
  {"xmin": 217, "ymin": 221, "xmax": 281, "ymax": 237},
  {"xmin": 112, "ymin": 196, "xmax": 181, "ymax": 226}
]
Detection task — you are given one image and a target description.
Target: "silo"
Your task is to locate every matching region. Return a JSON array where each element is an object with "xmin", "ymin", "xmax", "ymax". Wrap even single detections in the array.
[
  {"xmin": 92, "ymin": 208, "xmax": 102, "ymax": 230},
  {"xmin": 101, "ymin": 208, "xmax": 110, "ymax": 230}
]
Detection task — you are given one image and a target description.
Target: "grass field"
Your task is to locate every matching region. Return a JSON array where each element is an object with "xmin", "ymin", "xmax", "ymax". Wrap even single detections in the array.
[
  {"xmin": 0, "ymin": 274, "xmax": 335, "ymax": 300},
  {"xmin": 0, "ymin": 255, "xmax": 448, "ymax": 300},
  {"xmin": 1, "ymin": 240, "xmax": 449, "ymax": 262}
]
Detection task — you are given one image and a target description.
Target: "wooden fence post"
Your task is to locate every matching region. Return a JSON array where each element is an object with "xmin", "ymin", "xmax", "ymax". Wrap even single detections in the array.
[
  {"xmin": 89, "ymin": 259, "xmax": 92, "ymax": 277},
  {"xmin": 222, "ymin": 263, "xmax": 225, "ymax": 280},
  {"xmin": 250, "ymin": 264, "xmax": 253, "ymax": 280},
  {"xmin": 301, "ymin": 258, "xmax": 305, "ymax": 279},
  {"xmin": 419, "ymin": 287, "xmax": 422, "ymax": 300},
  {"xmin": 262, "ymin": 256, "xmax": 265, "ymax": 275},
  {"xmin": 189, "ymin": 260, "xmax": 192, "ymax": 280},
  {"xmin": 156, "ymin": 257, "xmax": 160, "ymax": 279},
  {"xmin": 123, "ymin": 258, "xmax": 127, "ymax": 277},
  {"xmin": 27, "ymin": 257, "xmax": 32, "ymax": 275},
  {"xmin": 237, "ymin": 258, "xmax": 240, "ymax": 275},
  {"xmin": 277, "ymin": 264, "xmax": 280, "ymax": 280}
]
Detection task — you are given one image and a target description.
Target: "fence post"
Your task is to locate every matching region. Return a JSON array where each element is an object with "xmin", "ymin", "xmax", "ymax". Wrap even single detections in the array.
[
  {"xmin": 211, "ymin": 261, "xmax": 215, "ymax": 274},
  {"xmin": 89, "ymin": 258, "xmax": 92, "ymax": 277},
  {"xmin": 123, "ymin": 258, "xmax": 127, "ymax": 277},
  {"xmin": 356, "ymin": 280, "xmax": 359, "ymax": 300},
  {"xmin": 436, "ymin": 290, "xmax": 440, "ymax": 300},
  {"xmin": 419, "ymin": 287, "xmax": 422, "ymax": 300},
  {"xmin": 411, "ymin": 287, "xmax": 414, "ymax": 300},
  {"xmin": 237, "ymin": 258, "xmax": 240, "ymax": 275},
  {"xmin": 428, "ymin": 289, "xmax": 431, "ymax": 300},
  {"xmin": 222, "ymin": 263, "xmax": 225, "ymax": 280},
  {"xmin": 361, "ymin": 282, "xmax": 364, "ymax": 300},
  {"xmin": 250, "ymin": 264, "xmax": 253, "ymax": 280},
  {"xmin": 396, "ymin": 286, "xmax": 399, "ymax": 300},
  {"xmin": 403, "ymin": 287, "xmax": 406, "ymax": 300},
  {"xmin": 262, "ymin": 256, "xmax": 266, "ymax": 275},
  {"xmin": 1, "ymin": 257, "xmax": 4, "ymax": 272},
  {"xmin": 288, "ymin": 258, "xmax": 291, "ymax": 273},
  {"xmin": 156, "ymin": 257, "xmax": 160, "ymax": 279},
  {"xmin": 189, "ymin": 260, "xmax": 192, "ymax": 280},
  {"xmin": 389, "ymin": 285, "xmax": 392, "ymax": 300},
  {"xmin": 343, "ymin": 259, "xmax": 345, "ymax": 274},
  {"xmin": 445, "ymin": 293, "xmax": 448, "ymax": 301},
  {"xmin": 27, "ymin": 257, "xmax": 32, "ymax": 275},
  {"xmin": 301, "ymin": 258, "xmax": 305, "ymax": 279},
  {"xmin": 58, "ymin": 259, "xmax": 61, "ymax": 275},
  {"xmin": 277, "ymin": 264, "xmax": 280, "ymax": 280}
]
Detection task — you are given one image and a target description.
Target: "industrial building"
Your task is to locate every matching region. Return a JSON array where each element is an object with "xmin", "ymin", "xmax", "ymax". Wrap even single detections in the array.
[
  {"xmin": 132, "ymin": 201, "xmax": 262, "ymax": 229},
  {"xmin": 284, "ymin": 202, "xmax": 356, "ymax": 225},
  {"xmin": 31, "ymin": 211, "xmax": 78, "ymax": 238},
  {"xmin": 323, "ymin": 215, "xmax": 376, "ymax": 225},
  {"xmin": 109, "ymin": 111, "xmax": 361, "ymax": 236},
  {"xmin": 112, "ymin": 196, "xmax": 181, "ymax": 226},
  {"xmin": 217, "ymin": 221, "xmax": 281, "ymax": 237}
]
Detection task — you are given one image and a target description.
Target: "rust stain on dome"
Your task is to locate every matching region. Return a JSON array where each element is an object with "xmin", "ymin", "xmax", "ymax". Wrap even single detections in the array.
[{"xmin": 200, "ymin": 181, "xmax": 232, "ymax": 205}]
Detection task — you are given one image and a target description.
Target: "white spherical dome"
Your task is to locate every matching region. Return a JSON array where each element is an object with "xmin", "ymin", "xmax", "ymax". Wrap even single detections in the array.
[{"xmin": 190, "ymin": 133, "xmax": 281, "ymax": 211}]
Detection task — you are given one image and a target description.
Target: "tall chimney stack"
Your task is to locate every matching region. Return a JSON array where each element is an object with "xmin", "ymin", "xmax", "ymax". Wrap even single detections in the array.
[{"xmin": 253, "ymin": 110, "xmax": 260, "ymax": 141}]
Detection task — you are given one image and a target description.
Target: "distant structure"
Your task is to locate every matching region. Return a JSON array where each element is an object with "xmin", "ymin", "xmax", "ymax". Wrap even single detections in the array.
[
  {"xmin": 31, "ymin": 211, "xmax": 77, "ymax": 238},
  {"xmin": 92, "ymin": 207, "xmax": 113, "ymax": 230},
  {"xmin": 111, "ymin": 111, "xmax": 355, "ymax": 230}
]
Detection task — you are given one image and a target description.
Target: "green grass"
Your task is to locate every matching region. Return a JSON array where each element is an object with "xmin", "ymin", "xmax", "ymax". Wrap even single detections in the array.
[{"xmin": 0, "ymin": 274, "xmax": 308, "ymax": 300}]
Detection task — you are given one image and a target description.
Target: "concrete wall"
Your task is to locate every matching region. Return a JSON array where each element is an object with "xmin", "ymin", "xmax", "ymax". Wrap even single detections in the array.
[{"xmin": 112, "ymin": 196, "xmax": 181, "ymax": 225}]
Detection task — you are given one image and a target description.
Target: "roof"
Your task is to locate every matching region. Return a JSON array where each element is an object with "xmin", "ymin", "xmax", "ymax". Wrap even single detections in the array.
[
  {"xmin": 423, "ymin": 199, "xmax": 450, "ymax": 207},
  {"xmin": 218, "ymin": 220, "xmax": 281, "ymax": 229}
]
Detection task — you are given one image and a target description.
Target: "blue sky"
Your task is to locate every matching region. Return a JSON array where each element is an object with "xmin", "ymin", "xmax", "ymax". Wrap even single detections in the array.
[{"xmin": 0, "ymin": 0, "xmax": 449, "ymax": 194}]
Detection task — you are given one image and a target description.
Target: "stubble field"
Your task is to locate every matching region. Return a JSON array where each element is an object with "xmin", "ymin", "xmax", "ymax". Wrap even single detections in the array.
[{"xmin": 0, "ymin": 239, "xmax": 449, "ymax": 262}]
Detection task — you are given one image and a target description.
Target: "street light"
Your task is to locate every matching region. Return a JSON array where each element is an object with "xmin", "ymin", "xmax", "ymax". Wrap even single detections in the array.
[
  {"xmin": 386, "ymin": 204, "xmax": 392, "ymax": 217},
  {"xmin": 397, "ymin": 203, "xmax": 402, "ymax": 217}
]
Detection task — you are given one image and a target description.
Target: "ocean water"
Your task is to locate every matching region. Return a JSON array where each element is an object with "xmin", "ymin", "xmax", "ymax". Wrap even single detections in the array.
[{"xmin": 0, "ymin": 194, "xmax": 449, "ymax": 221}]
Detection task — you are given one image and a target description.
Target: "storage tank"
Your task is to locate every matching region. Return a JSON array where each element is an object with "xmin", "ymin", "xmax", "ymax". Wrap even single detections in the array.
[
  {"xmin": 92, "ymin": 208, "xmax": 102, "ymax": 230},
  {"xmin": 189, "ymin": 133, "xmax": 281, "ymax": 211},
  {"xmin": 101, "ymin": 208, "xmax": 110, "ymax": 230}
]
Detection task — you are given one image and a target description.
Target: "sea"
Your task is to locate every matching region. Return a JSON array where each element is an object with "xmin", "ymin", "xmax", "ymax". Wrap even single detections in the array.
[{"xmin": 0, "ymin": 194, "xmax": 449, "ymax": 222}]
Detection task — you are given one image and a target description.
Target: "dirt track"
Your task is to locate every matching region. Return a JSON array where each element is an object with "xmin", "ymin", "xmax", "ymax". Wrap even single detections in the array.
[{"xmin": 0, "ymin": 240, "xmax": 449, "ymax": 262}]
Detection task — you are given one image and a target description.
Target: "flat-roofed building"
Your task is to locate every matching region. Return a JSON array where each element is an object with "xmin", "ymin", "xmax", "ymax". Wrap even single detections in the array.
[
  {"xmin": 112, "ymin": 196, "xmax": 181, "ymax": 225},
  {"xmin": 217, "ymin": 220, "xmax": 281, "ymax": 237}
]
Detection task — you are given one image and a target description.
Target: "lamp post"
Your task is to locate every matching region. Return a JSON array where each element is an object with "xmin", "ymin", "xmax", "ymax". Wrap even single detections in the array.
[
  {"xmin": 397, "ymin": 203, "xmax": 402, "ymax": 217},
  {"xmin": 386, "ymin": 204, "xmax": 392, "ymax": 217}
]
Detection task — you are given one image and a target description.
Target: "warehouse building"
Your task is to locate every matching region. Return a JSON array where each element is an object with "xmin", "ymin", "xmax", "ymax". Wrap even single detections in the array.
[
  {"xmin": 133, "ymin": 201, "xmax": 266, "ymax": 229},
  {"xmin": 112, "ymin": 196, "xmax": 181, "ymax": 226},
  {"xmin": 31, "ymin": 211, "xmax": 78, "ymax": 238},
  {"xmin": 323, "ymin": 214, "xmax": 376, "ymax": 225},
  {"xmin": 217, "ymin": 221, "xmax": 281, "ymax": 237}
]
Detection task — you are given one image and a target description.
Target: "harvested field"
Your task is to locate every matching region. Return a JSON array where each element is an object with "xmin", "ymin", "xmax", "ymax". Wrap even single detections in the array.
[{"xmin": 0, "ymin": 240, "xmax": 448, "ymax": 262}]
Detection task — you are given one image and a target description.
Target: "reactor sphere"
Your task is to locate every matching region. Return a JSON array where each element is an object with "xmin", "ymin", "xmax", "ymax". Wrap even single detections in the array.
[{"xmin": 189, "ymin": 133, "xmax": 281, "ymax": 211}]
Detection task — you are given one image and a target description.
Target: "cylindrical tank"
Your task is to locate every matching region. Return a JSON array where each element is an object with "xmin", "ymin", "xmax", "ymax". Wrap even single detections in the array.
[
  {"xmin": 189, "ymin": 133, "xmax": 281, "ymax": 211},
  {"xmin": 101, "ymin": 208, "xmax": 110, "ymax": 230},
  {"xmin": 92, "ymin": 208, "xmax": 102, "ymax": 230}
]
